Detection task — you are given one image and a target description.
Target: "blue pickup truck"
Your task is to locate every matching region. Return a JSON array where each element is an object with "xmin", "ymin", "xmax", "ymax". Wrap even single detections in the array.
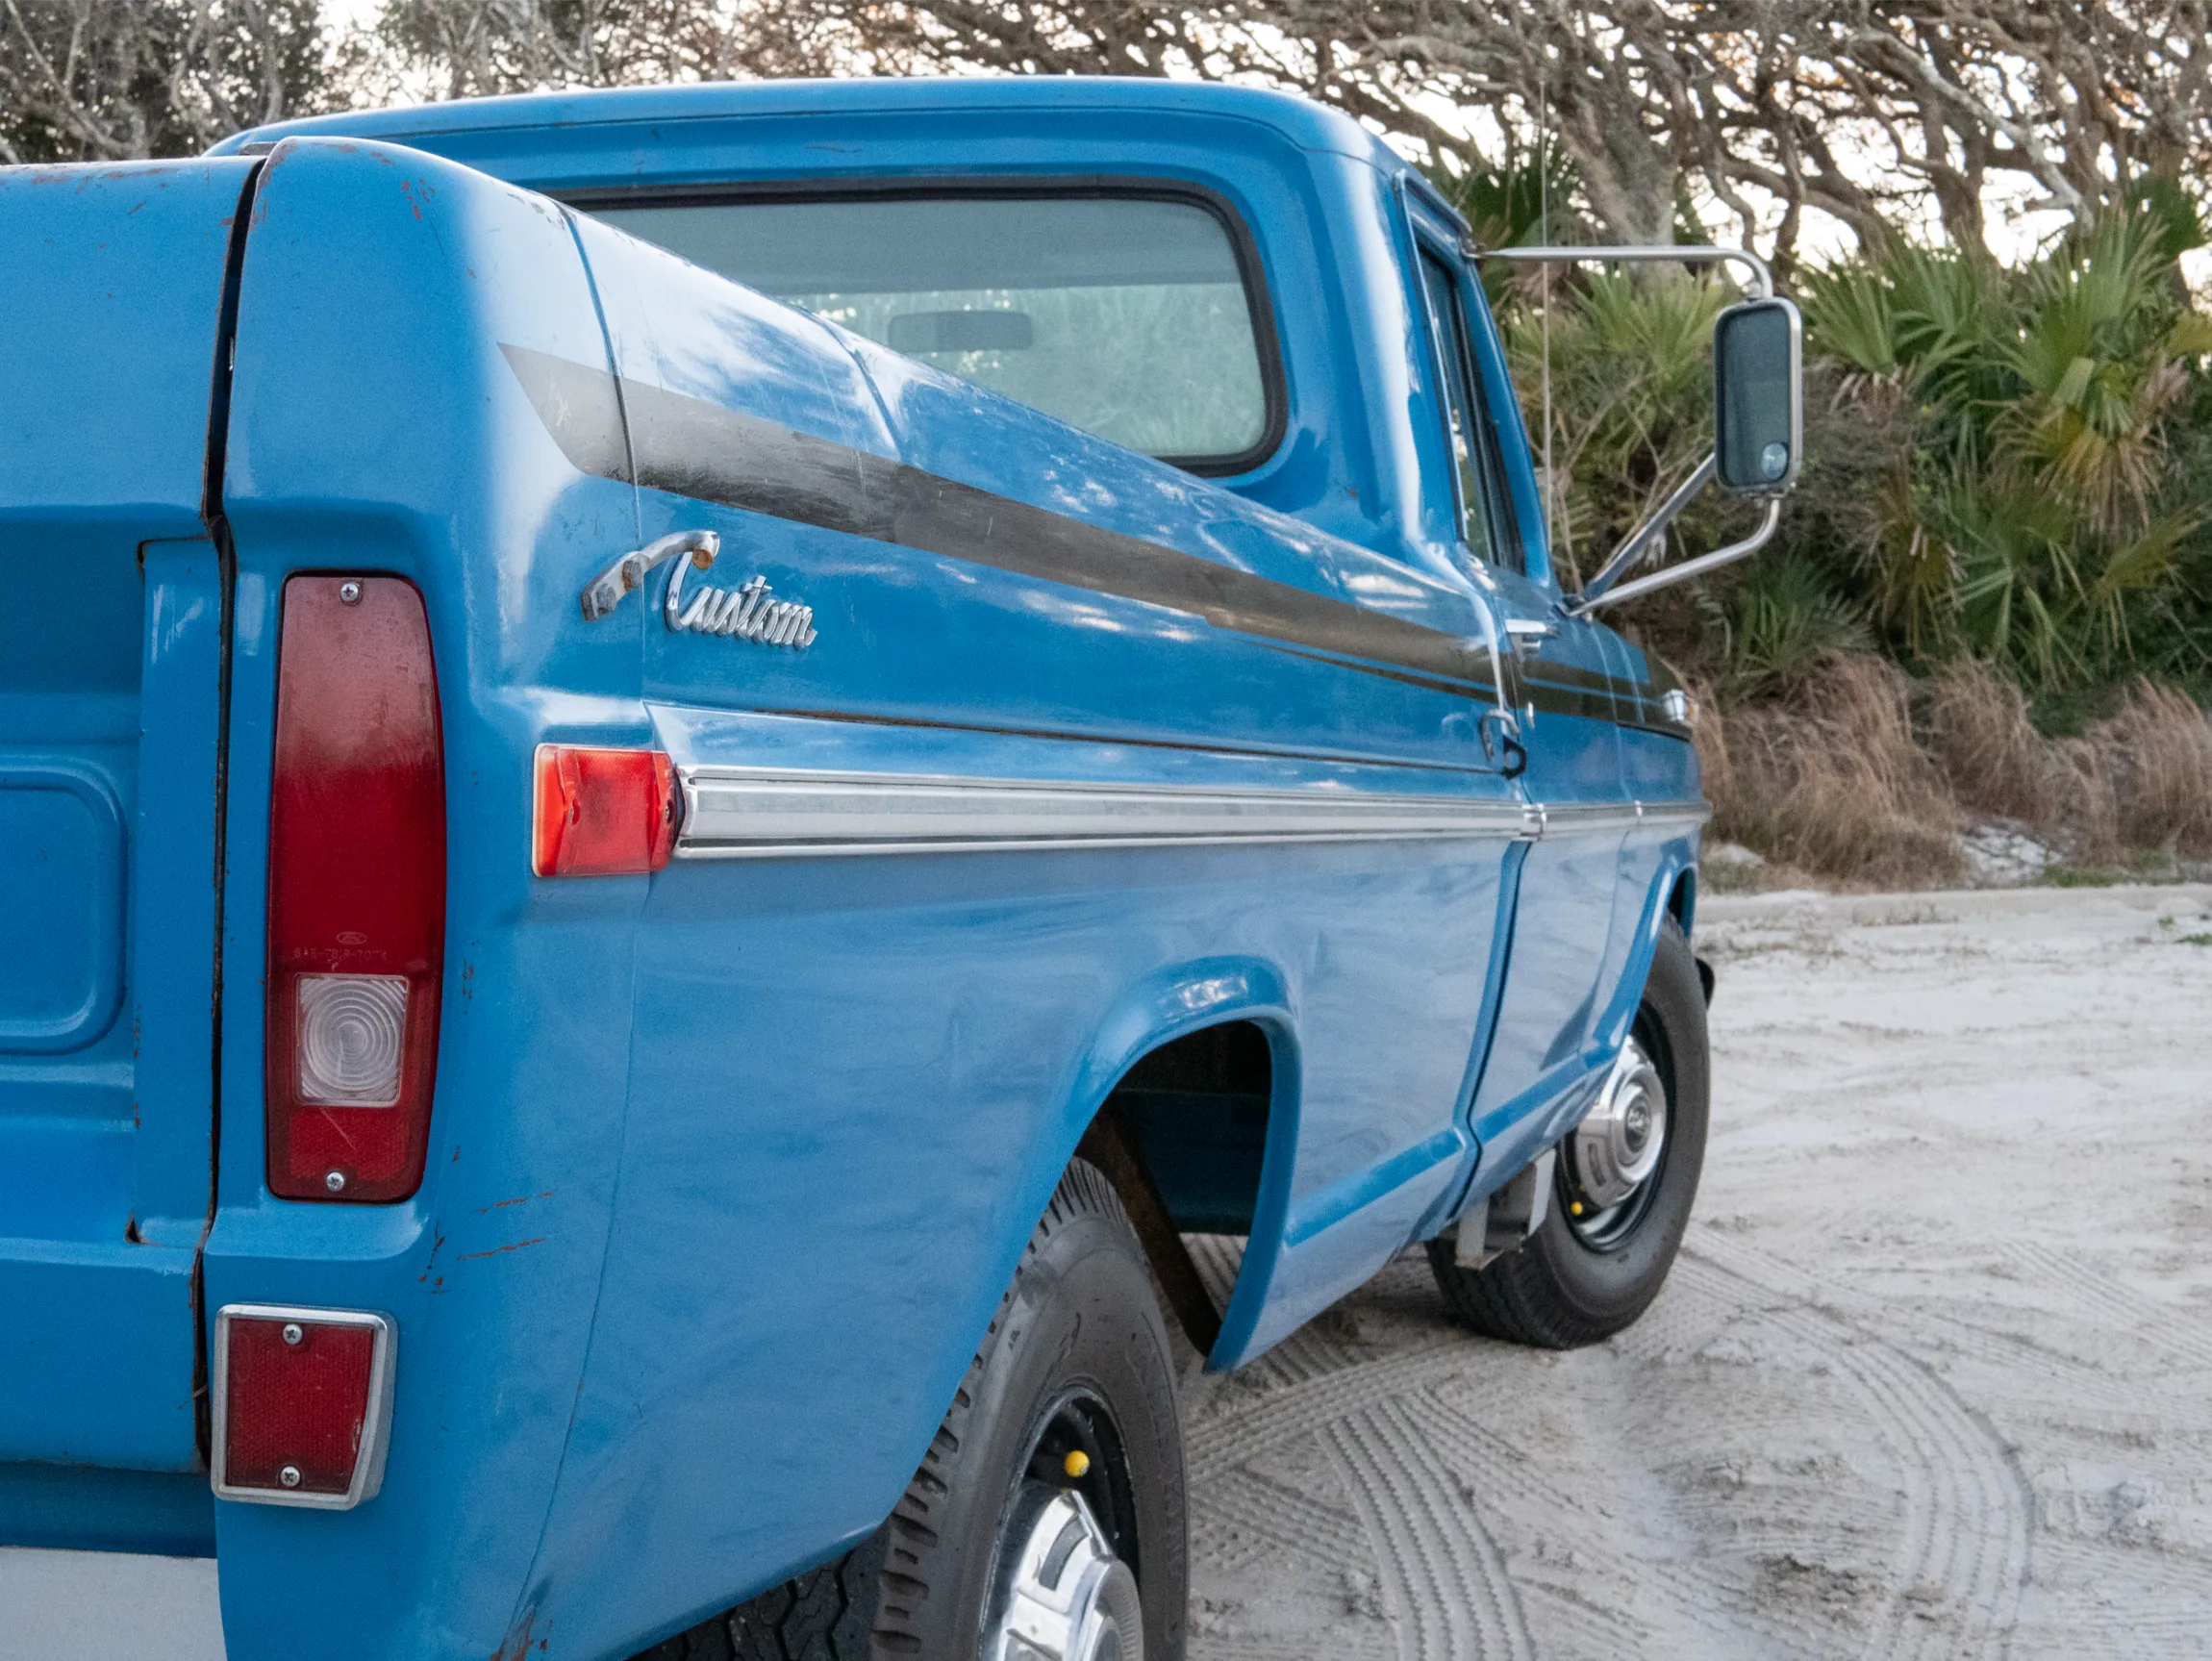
[{"xmin": 1, "ymin": 75, "xmax": 1801, "ymax": 1661}]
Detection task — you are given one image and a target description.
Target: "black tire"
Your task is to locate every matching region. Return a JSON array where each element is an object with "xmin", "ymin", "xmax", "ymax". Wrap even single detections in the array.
[
  {"xmin": 1428, "ymin": 916, "xmax": 1709, "ymax": 1349},
  {"xmin": 639, "ymin": 1157, "xmax": 1188, "ymax": 1661}
]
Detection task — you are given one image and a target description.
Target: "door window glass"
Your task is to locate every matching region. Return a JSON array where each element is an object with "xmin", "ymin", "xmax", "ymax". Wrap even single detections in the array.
[{"xmin": 1418, "ymin": 250, "xmax": 1521, "ymax": 572}]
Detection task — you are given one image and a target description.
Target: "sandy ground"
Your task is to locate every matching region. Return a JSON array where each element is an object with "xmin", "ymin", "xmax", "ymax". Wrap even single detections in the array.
[
  {"xmin": 1180, "ymin": 883, "xmax": 2212, "ymax": 1660},
  {"xmin": 10, "ymin": 883, "xmax": 2212, "ymax": 1659}
]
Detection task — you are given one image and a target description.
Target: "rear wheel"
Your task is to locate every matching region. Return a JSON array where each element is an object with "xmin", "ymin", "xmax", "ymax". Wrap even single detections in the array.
[
  {"xmin": 640, "ymin": 1157, "xmax": 1186, "ymax": 1661},
  {"xmin": 1428, "ymin": 917, "xmax": 1709, "ymax": 1349}
]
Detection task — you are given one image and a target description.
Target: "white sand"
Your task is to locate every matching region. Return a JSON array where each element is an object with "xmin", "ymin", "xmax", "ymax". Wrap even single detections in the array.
[
  {"xmin": 1182, "ymin": 884, "xmax": 2212, "ymax": 1659},
  {"xmin": 13, "ymin": 884, "xmax": 2212, "ymax": 1658}
]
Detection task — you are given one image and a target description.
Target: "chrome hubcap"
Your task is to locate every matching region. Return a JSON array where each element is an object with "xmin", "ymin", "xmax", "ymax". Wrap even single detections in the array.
[
  {"xmin": 985, "ymin": 1487, "xmax": 1144, "ymax": 1661},
  {"xmin": 1571, "ymin": 1036, "xmax": 1667, "ymax": 1210}
]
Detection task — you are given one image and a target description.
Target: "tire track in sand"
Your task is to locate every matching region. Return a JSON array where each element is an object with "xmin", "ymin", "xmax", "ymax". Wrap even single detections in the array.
[
  {"xmin": 2002, "ymin": 1242, "xmax": 2212, "ymax": 1372},
  {"xmin": 1682, "ymin": 1240, "xmax": 2032, "ymax": 1661},
  {"xmin": 1325, "ymin": 1396, "xmax": 1536, "ymax": 1661}
]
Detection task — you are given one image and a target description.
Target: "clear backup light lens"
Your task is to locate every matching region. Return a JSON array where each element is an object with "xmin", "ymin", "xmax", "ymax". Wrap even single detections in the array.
[{"xmin": 296, "ymin": 974, "xmax": 409, "ymax": 1106}]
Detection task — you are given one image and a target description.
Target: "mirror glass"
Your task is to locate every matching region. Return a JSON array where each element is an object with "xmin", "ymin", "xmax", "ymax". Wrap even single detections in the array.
[{"xmin": 1713, "ymin": 298, "xmax": 1802, "ymax": 493}]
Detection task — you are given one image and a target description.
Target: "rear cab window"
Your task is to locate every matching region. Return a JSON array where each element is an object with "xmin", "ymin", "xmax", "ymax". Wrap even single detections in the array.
[{"xmin": 583, "ymin": 189, "xmax": 1285, "ymax": 473}]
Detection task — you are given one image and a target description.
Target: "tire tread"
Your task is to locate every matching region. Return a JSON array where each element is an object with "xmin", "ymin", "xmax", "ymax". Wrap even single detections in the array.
[{"xmin": 632, "ymin": 1161, "xmax": 1154, "ymax": 1661}]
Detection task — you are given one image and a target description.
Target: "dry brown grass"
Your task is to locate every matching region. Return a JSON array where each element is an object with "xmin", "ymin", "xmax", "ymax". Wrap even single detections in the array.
[
  {"xmin": 1709, "ymin": 654, "xmax": 2212, "ymax": 882},
  {"xmin": 1923, "ymin": 658, "xmax": 2119, "ymax": 863},
  {"xmin": 2090, "ymin": 678, "xmax": 2212, "ymax": 857},
  {"xmin": 1701, "ymin": 654, "xmax": 1963, "ymax": 887},
  {"xmin": 1925, "ymin": 658, "xmax": 2049, "ymax": 822}
]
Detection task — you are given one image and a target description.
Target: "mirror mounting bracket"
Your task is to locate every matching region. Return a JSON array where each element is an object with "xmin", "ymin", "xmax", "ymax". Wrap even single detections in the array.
[
  {"xmin": 1476, "ymin": 243, "xmax": 1795, "ymax": 616},
  {"xmin": 1565, "ymin": 497, "xmax": 1781, "ymax": 616},
  {"xmin": 1482, "ymin": 243, "xmax": 1773, "ymax": 299}
]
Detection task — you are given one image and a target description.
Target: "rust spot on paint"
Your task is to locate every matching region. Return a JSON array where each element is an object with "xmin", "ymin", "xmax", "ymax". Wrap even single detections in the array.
[
  {"xmin": 474, "ymin": 1191, "xmax": 553, "ymax": 1214},
  {"xmin": 456, "ymin": 1237, "xmax": 546, "ymax": 1262}
]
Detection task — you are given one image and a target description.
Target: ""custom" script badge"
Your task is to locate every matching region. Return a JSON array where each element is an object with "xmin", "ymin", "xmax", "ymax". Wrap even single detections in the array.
[{"xmin": 577, "ymin": 530, "xmax": 817, "ymax": 650}]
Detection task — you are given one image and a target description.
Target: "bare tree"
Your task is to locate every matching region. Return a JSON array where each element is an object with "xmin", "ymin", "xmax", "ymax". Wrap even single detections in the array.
[
  {"xmin": 789, "ymin": 1, "xmax": 2212, "ymax": 259},
  {"xmin": 1, "ymin": 0, "xmax": 329, "ymax": 160},
  {"xmin": 375, "ymin": 0, "xmax": 842, "ymax": 99}
]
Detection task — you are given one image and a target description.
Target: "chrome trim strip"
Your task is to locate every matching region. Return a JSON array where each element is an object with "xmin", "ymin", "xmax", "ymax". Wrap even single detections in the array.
[
  {"xmin": 211, "ymin": 1303, "xmax": 396, "ymax": 1511},
  {"xmin": 670, "ymin": 768, "xmax": 1712, "ymax": 860},
  {"xmin": 677, "ymin": 768, "xmax": 1540, "ymax": 859},
  {"xmin": 1637, "ymin": 798, "xmax": 1714, "ymax": 831}
]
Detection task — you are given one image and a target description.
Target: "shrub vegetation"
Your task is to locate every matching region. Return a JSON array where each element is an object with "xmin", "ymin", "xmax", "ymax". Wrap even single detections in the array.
[{"xmin": 1465, "ymin": 167, "xmax": 2212, "ymax": 886}]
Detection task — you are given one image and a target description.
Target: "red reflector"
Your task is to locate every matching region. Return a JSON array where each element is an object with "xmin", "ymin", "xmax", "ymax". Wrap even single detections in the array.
[
  {"xmin": 214, "ymin": 1306, "xmax": 395, "ymax": 1507},
  {"xmin": 532, "ymin": 744, "xmax": 678, "ymax": 876},
  {"xmin": 266, "ymin": 576, "xmax": 444, "ymax": 1203}
]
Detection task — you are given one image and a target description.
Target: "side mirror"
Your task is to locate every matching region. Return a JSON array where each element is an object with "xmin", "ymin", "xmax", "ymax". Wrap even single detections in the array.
[{"xmin": 1712, "ymin": 297, "xmax": 1803, "ymax": 494}]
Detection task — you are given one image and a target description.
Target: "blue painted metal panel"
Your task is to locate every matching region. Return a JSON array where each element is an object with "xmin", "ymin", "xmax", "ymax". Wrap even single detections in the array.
[
  {"xmin": 1391, "ymin": 182, "xmax": 1634, "ymax": 1195},
  {"xmin": 0, "ymin": 158, "xmax": 251, "ymax": 518},
  {"xmin": 0, "ymin": 1461, "xmax": 215, "ymax": 1556},
  {"xmin": 504, "ymin": 205, "xmax": 1525, "ymax": 1651},
  {"xmin": 201, "ymin": 138, "xmax": 644, "ymax": 1661},
  {"xmin": 131, "ymin": 541, "xmax": 228, "ymax": 1245},
  {"xmin": 0, "ymin": 160, "xmax": 250, "ymax": 1484}
]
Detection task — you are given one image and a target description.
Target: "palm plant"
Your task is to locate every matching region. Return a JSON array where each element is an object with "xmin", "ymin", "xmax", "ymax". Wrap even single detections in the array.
[{"xmin": 1798, "ymin": 206, "xmax": 2212, "ymax": 692}]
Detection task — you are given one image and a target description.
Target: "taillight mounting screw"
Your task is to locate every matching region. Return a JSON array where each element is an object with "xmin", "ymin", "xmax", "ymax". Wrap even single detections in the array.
[
  {"xmin": 279, "ymin": 1465, "xmax": 302, "ymax": 1489},
  {"xmin": 324, "ymin": 1170, "xmax": 346, "ymax": 1194},
  {"xmin": 338, "ymin": 580, "xmax": 363, "ymax": 605},
  {"xmin": 281, "ymin": 1321, "xmax": 303, "ymax": 1346}
]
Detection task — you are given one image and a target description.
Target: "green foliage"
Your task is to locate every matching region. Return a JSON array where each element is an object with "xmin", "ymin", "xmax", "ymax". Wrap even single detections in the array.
[
  {"xmin": 1497, "ymin": 190, "xmax": 2212, "ymax": 704},
  {"xmin": 1499, "ymin": 269, "xmax": 1728, "ymax": 591},
  {"xmin": 1797, "ymin": 209, "xmax": 2212, "ymax": 692},
  {"xmin": 1708, "ymin": 554, "xmax": 1872, "ymax": 700}
]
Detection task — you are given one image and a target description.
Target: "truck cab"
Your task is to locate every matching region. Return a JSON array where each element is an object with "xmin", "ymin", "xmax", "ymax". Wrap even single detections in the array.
[{"xmin": 1, "ymin": 76, "xmax": 1780, "ymax": 1661}]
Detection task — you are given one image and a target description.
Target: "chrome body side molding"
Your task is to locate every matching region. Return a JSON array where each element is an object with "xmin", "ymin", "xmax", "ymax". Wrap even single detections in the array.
[{"xmin": 672, "ymin": 766, "xmax": 1707, "ymax": 860}]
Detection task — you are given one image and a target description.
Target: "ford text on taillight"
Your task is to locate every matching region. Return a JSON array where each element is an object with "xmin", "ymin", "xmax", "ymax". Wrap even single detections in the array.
[{"xmin": 265, "ymin": 575, "xmax": 444, "ymax": 1202}]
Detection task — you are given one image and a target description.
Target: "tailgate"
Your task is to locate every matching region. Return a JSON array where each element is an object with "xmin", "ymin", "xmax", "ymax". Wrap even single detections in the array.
[{"xmin": 0, "ymin": 159, "xmax": 252, "ymax": 1488}]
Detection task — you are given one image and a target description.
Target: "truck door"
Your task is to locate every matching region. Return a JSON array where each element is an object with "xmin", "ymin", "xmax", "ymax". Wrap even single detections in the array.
[
  {"xmin": 1403, "ymin": 197, "xmax": 1631, "ymax": 1181},
  {"xmin": 0, "ymin": 160, "xmax": 252, "ymax": 1518}
]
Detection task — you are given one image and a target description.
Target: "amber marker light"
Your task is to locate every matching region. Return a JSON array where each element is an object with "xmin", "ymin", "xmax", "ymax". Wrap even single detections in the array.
[{"xmin": 532, "ymin": 744, "xmax": 679, "ymax": 877}]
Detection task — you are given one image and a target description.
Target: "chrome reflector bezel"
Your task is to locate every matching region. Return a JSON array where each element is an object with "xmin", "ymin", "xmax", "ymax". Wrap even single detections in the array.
[{"xmin": 210, "ymin": 1303, "xmax": 397, "ymax": 1510}]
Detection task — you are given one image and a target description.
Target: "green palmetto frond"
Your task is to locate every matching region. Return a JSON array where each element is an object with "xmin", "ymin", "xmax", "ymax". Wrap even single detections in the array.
[
  {"xmin": 1933, "ymin": 474, "xmax": 2082, "ymax": 686},
  {"xmin": 1714, "ymin": 553, "xmax": 1873, "ymax": 701},
  {"xmin": 1998, "ymin": 213, "xmax": 2207, "ymax": 540}
]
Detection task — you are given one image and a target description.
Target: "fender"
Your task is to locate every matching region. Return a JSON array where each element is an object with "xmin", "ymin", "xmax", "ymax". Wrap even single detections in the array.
[{"xmin": 1050, "ymin": 956, "xmax": 1300, "ymax": 1371}]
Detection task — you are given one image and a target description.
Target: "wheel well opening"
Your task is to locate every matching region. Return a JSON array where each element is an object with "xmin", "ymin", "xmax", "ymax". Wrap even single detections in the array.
[{"xmin": 1101, "ymin": 1019, "xmax": 1272, "ymax": 1236}]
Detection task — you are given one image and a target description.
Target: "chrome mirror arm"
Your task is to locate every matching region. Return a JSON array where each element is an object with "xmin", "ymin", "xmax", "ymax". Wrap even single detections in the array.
[
  {"xmin": 1574, "ymin": 454, "xmax": 1717, "ymax": 607},
  {"xmin": 1567, "ymin": 498, "xmax": 1781, "ymax": 615},
  {"xmin": 1482, "ymin": 243, "xmax": 1773, "ymax": 299},
  {"xmin": 1476, "ymin": 242, "xmax": 1789, "ymax": 617}
]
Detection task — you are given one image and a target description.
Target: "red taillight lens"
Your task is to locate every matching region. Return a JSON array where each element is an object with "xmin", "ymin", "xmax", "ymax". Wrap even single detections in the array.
[
  {"xmin": 266, "ymin": 575, "xmax": 444, "ymax": 1203},
  {"xmin": 214, "ymin": 1305, "xmax": 394, "ymax": 1506},
  {"xmin": 532, "ymin": 744, "xmax": 677, "ymax": 876}
]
